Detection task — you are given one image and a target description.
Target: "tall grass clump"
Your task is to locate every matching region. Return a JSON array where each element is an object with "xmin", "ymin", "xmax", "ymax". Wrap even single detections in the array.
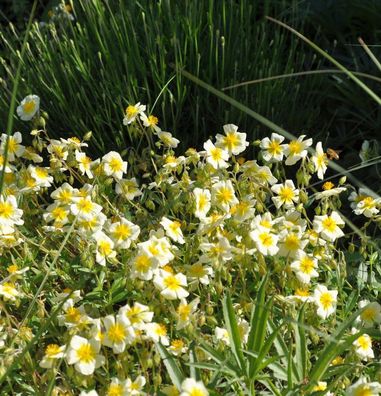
[{"xmin": 0, "ymin": 0, "xmax": 326, "ymax": 154}]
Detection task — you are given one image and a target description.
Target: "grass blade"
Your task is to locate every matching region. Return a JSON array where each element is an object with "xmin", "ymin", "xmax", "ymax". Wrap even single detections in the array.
[
  {"xmin": 222, "ymin": 293, "xmax": 246, "ymax": 373},
  {"xmin": 156, "ymin": 342, "xmax": 185, "ymax": 390}
]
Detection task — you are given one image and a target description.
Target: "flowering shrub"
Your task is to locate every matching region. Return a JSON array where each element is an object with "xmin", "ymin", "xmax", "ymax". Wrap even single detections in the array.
[{"xmin": 0, "ymin": 96, "xmax": 380, "ymax": 395}]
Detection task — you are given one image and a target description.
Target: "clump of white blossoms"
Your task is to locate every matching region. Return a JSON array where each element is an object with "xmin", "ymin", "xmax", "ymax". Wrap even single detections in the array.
[{"xmin": 1, "ymin": 97, "xmax": 379, "ymax": 394}]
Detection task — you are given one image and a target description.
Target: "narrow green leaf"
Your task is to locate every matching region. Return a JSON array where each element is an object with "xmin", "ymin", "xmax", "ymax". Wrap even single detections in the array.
[
  {"xmin": 155, "ymin": 342, "xmax": 184, "ymax": 390},
  {"xmin": 189, "ymin": 342, "xmax": 201, "ymax": 381},
  {"xmin": 222, "ymin": 293, "xmax": 246, "ymax": 373},
  {"xmin": 247, "ymin": 274, "xmax": 269, "ymax": 353},
  {"xmin": 293, "ymin": 305, "xmax": 307, "ymax": 382}
]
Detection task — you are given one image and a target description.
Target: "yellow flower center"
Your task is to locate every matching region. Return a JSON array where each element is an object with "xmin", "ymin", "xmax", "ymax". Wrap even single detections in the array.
[
  {"xmin": 177, "ymin": 304, "xmax": 191, "ymax": 321},
  {"xmin": 108, "ymin": 323, "xmax": 126, "ymax": 343},
  {"xmin": 216, "ymin": 187, "xmax": 233, "ymax": 205},
  {"xmin": 126, "ymin": 306, "xmax": 143, "ymax": 324},
  {"xmin": 188, "ymin": 389, "xmax": 205, "ymax": 396},
  {"xmin": 76, "ymin": 343, "xmax": 95, "ymax": 363},
  {"xmin": 322, "ymin": 181, "xmax": 334, "ymax": 191},
  {"xmin": 155, "ymin": 324, "xmax": 167, "ymax": 337},
  {"xmin": 210, "ymin": 147, "xmax": 223, "ymax": 162},
  {"xmin": 188, "ymin": 263, "xmax": 206, "ymax": 278},
  {"xmin": 322, "ymin": 217, "xmax": 337, "ymax": 233},
  {"xmin": 7, "ymin": 264, "xmax": 18, "ymax": 273},
  {"xmin": 98, "ymin": 240, "xmax": 113, "ymax": 257},
  {"xmin": 299, "ymin": 257, "xmax": 315, "ymax": 274},
  {"xmin": 109, "ymin": 158, "xmax": 123, "ymax": 172},
  {"xmin": 361, "ymin": 307, "xmax": 377, "ymax": 322},
  {"xmin": 147, "ymin": 115, "xmax": 158, "ymax": 126},
  {"xmin": 126, "ymin": 105, "xmax": 138, "ymax": 117},
  {"xmin": 283, "ymin": 234, "xmax": 300, "ymax": 252},
  {"xmin": 288, "ymin": 140, "xmax": 303, "ymax": 155},
  {"xmin": 357, "ymin": 335, "xmax": 371, "ymax": 350},
  {"xmin": 45, "ymin": 344, "xmax": 61, "ymax": 357},
  {"xmin": 362, "ymin": 196, "xmax": 375, "ymax": 209},
  {"xmin": 51, "ymin": 207, "xmax": 67, "ymax": 221},
  {"xmin": 164, "ymin": 275, "xmax": 181, "ymax": 291},
  {"xmin": 279, "ymin": 186, "xmax": 294, "ymax": 203},
  {"xmin": 259, "ymin": 232, "xmax": 273, "ymax": 247},
  {"xmin": 77, "ymin": 198, "xmax": 94, "ymax": 213},
  {"xmin": 353, "ymin": 386, "xmax": 373, "ymax": 396},
  {"xmin": 223, "ymin": 133, "xmax": 239, "ymax": 150},
  {"xmin": 65, "ymin": 307, "xmax": 81, "ymax": 323},
  {"xmin": 112, "ymin": 223, "xmax": 131, "ymax": 240},
  {"xmin": 23, "ymin": 101, "xmax": 36, "ymax": 114},
  {"xmin": 295, "ymin": 288, "xmax": 309, "ymax": 297},
  {"xmin": 135, "ymin": 255, "xmax": 152, "ymax": 272},
  {"xmin": 197, "ymin": 194, "xmax": 208, "ymax": 211},
  {"xmin": 268, "ymin": 140, "xmax": 282, "ymax": 155},
  {"xmin": 0, "ymin": 202, "xmax": 14, "ymax": 218},
  {"xmin": 319, "ymin": 292, "xmax": 333, "ymax": 310}
]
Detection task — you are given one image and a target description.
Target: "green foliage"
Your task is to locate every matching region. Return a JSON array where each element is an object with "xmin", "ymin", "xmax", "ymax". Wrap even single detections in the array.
[{"xmin": 0, "ymin": 0, "xmax": 324, "ymax": 154}]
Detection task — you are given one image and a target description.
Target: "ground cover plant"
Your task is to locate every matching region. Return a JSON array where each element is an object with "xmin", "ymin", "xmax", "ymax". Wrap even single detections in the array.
[{"xmin": 0, "ymin": 94, "xmax": 381, "ymax": 395}]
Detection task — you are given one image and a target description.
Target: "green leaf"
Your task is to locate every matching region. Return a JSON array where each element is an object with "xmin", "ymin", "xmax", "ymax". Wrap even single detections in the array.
[
  {"xmin": 304, "ymin": 309, "xmax": 365, "ymax": 392},
  {"xmin": 189, "ymin": 342, "xmax": 201, "ymax": 381},
  {"xmin": 293, "ymin": 305, "xmax": 308, "ymax": 382},
  {"xmin": 247, "ymin": 274, "xmax": 271, "ymax": 377},
  {"xmin": 155, "ymin": 342, "xmax": 184, "ymax": 390},
  {"xmin": 222, "ymin": 292, "xmax": 246, "ymax": 373}
]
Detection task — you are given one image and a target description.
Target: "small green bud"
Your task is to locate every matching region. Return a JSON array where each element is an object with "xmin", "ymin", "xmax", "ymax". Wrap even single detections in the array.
[
  {"xmin": 339, "ymin": 176, "xmax": 347, "ymax": 185},
  {"xmin": 83, "ymin": 131, "xmax": 92, "ymax": 141}
]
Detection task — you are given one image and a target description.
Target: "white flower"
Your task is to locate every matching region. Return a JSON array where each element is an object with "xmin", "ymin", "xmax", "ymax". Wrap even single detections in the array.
[
  {"xmin": 0, "ymin": 132, "xmax": 25, "ymax": 161},
  {"xmin": 115, "ymin": 178, "xmax": 142, "ymax": 200},
  {"xmin": 106, "ymin": 378, "xmax": 128, "ymax": 396},
  {"xmin": 138, "ymin": 232, "xmax": 174, "ymax": 267},
  {"xmin": 346, "ymin": 377, "xmax": 381, "ymax": 396},
  {"xmin": 215, "ymin": 124, "xmax": 249, "ymax": 155},
  {"xmin": 176, "ymin": 298, "xmax": 199, "ymax": 330},
  {"xmin": 160, "ymin": 217, "xmax": 185, "ymax": 244},
  {"xmin": 39, "ymin": 344, "xmax": 66, "ymax": 368},
  {"xmin": 140, "ymin": 113, "xmax": 161, "ymax": 132},
  {"xmin": 354, "ymin": 196, "xmax": 380, "ymax": 218},
  {"xmin": 108, "ymin": 218, "xmax": 140, "ymax": 249},
  {"xmin": 284, "ymin": 135, "xmax": 312, "ymax": 165},
  {"xmin": 102, "ymin": 315, "xmax": 135, "ymax": 354},
  {"xmin": 271, "ymin": 180, "xmax": 299, "ymax": 209},
  {"xmin": 79, "ymin": 391, "xmax": 98, "ymax": 396},
  {"xmin": 315, "ymin": 182, "xmax": 346, "ymax": 200},
  {"xmin": 118, "ymin": 302, "xmax": 154, "ymax": 330},
  {"xmin": 186, "ymin": 262, "xmax": 214, "ymax": 285},
  {"xmin": 17, "ymin": 94, "xmax": 40, "ymax": 121},
  {"xmin": 314, "ymin": 284, "xmax": 338, "ymax": 319},
  {"xmin": 102, "ymin": 151, "xmax": 127, "ymax": 179},
  {"xmin": 278, "ymin": 230, "xmax": 307, "ymax": 258},
  {"xmin": 203, "ymin": 139, "xmax": 229, "ymax": 169},
  {"xmin": 0, "ymin": 282, "xmax": 21, "ymax": 301},
  {"xmin": 93, "ymin": 231, "xmax": 116, "ymax": 266},
  {"xmin": 29, "ymin": 165, "xmax": 54, "ymax": 188},
  {"xmin": 180, "ymin": 378, "xmax": 209, "ymax": 396},
  {"xmin": 123, "ymin": 102, "xmax": 146, "ymax": 125},
  {"xmin": 144, "ymin": 322, "xmax": 169, "ymax": 345},
  {"xmin": 193, "ymin": 188, "xmax": 211, "ymax": 219},
  {"xmin": 157, "ymin": 131, "xmax": 180, "ymax": 148},
  {"xmin": 358, "ymin": 300, "xmax": 381, "ymax": 327},
  {"xmin": 353, "ymin": 332, "xmax": 374, "ymax": 361},
  {"xmin": 51, "ymin": 183, "xmax": 78, "ymax": 205},
  {"xmin": 290, "ymin": 251, "xmax": 319, "ymax": 284},
  {"xmin": 312, "ymin": 142, "xmax": 328, "ymax": 180},
  {"xmin": 130, "ymin": 251, "xmax": 159, "ymax": 281},
  {"xmin": 75, "ymin": 151, "xmax": 96, "ymax": 179},
  {"xmin": 250, "ymin": 229, "xmax": 279, "ymax": 256},
  {"xmin": 154, "ymin": 269, "xmax": 189, "ymax": 300},
  {"xmin": 66, "ymin": 335, "xmax": 105, "ymax": 375},
  {"xmin": 313, "ymin": 211, "xmax": 345, "ymax": 242},
  {"xmin": 241, "ymin": 161, "xmax": 278, "ymax": 185},
  {"xmin": 125, "ymin": 375, "xmax": 146, "ymax": 395},
  {"xmin": 169, "ymin": 339, "xmax": 188, "ymax": 356},
  {"xmin": 0, "ymin": 195, "xmax": 23, "ymax": 226},
  {"xmin": 211, "ymin": 180, "xmax": 238, "ymax": 212},
  {"xmin": 260, "ymin": 133, "xmax": 287, "ymax": 162},
  {"xmin": 70, "ymin": 196, "xmax": 103, "ymax": 219}
]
